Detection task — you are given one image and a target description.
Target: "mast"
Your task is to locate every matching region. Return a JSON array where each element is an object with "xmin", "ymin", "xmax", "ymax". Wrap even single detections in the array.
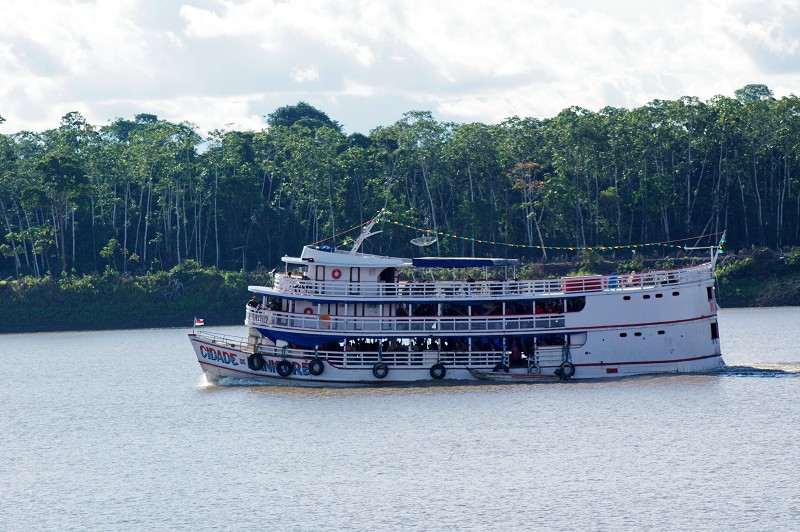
[{"xmin": 350, "ymin": 210, "xmax": 384, "ymax": 254}]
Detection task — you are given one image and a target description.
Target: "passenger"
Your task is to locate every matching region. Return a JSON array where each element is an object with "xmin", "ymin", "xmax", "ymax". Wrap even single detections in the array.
[
  {"xmin": 510, "ymin": 341, "xmax": 522, "ymax": 366},
  {"xmin": 247, "ymin": 296, "xmax": 259, "ymax": 308}
]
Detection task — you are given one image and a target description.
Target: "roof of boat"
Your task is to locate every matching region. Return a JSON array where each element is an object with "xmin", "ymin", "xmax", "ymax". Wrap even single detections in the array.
[{"xmin": 282, "ymin": 246, "xmax": 520, "ymax": 269}]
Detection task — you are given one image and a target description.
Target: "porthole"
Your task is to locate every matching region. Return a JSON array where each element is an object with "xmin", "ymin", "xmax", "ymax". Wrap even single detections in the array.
[
  {"xmin": 623, "ymin": 295, "xmax": 631, "ymax": 301},
  {"xmin": 657, "ymin": 330, "xmax": 665, "ymax": 335},
  {"xmin": 672, "ymin": 291, "xmax": 680, "ymax": 296},
  {"xmin": 619, "ymin": 332, "xmax": 627, "ymax": 337},
  {"xmin": 655, "ymin": 293, "xmax": 663, "ymax": 298},
  {"xmin": 643, "ymin": 294, "xmax": 651, "ymax": 299},
  {"xmin": 634, "ymin": 332, "xmax": 642, "ymax": 337}
]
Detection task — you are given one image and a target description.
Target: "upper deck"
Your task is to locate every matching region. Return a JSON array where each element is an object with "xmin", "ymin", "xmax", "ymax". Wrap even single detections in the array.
[{"xmin": 251, "ymin": 264, "xmax": 713, "ymax": 303}]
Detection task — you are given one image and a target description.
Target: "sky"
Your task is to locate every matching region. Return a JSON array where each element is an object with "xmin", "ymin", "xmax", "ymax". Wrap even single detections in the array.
[{"xmin": 1, "ymin": 0, "xmax": 799, "ymax": 136}]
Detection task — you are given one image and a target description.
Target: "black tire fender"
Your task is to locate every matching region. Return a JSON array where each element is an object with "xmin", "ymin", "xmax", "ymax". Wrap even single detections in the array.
[
  {"xmin": 276, "ymin": 359, "xmax": 293, "ymax": 377},
  {"xmin": 308, "ymin": 358, "xmax": 325, "ymax": 376},
  {"xmin": 248, "ymin": 353, "xmax": 265, "ymax": 372},
  {"xmin": 373, "ymin": 363, "xmax": 389, "ymax": 379},
  {"xmin": 558, "ymin": 361, "xmax": 575, "ymax": 380},
  {"xmin": 430, "ymin": 363, "xmax": 446, "ymax": 380}
]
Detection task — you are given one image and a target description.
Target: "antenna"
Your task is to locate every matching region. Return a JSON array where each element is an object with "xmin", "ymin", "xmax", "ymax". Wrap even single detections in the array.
[
  {"xmin": 411, "ymin": 235, "xmax": 437, "ymax": 247},
  {"xmin": 684, "ymin": 230, "xmax": 726, "ymax": 270},
  {"xmin": 350, "ymin": 210, "xmax": 385, "ymax": 254}
]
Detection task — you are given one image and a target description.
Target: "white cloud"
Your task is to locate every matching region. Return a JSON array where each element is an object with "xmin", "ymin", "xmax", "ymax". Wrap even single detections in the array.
[
  {"xmin": 291, "ymin": 66, "xmax": 320, "ymax": 83},
  {"xmin": 2, "ymin": 0, "xmax": 800, "ymax": 135}
]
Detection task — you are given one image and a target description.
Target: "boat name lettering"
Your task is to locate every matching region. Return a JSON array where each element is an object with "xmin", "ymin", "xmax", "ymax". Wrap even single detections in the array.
[
  {"xmin": 199, "ymin": 345, "xmax": 240, "ymax": 366},
  {"xmin": 262, "ymin": 359, "xmax": 310, "ymax": 376}
]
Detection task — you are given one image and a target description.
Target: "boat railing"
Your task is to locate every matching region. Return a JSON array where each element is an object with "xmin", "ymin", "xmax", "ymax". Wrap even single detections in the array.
[
  {"xmin": 251, "ymin": 344, "xmax": 568, "ymax": 369},
  {"xmin": 246, "ymin": 308, "xmax": 567, "ymax": 333},
  {"xmin": 193, "ymin": 330, "xmax": 250, "ymax": 351},
  {"xmin": 273, "ymin": 265, "xmax": 709, "ymax": 300}
]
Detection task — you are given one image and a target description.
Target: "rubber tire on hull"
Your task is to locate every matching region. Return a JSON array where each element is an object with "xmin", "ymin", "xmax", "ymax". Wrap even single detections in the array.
[
  {"xmin": 527, "ymin": 363, "xmax": 541, "ymax": 375},
  {"xmin": 373, "ymin": 363, "xmax": 389, "ymax": 379},
  {"xmin": 430, "ymin": 363, "xmax": 447, "ymax": 380},
  {"xmin": 277, "ymin": 360, "xmax": 293, "ymax": 377},
  {"xmin": 308, "ymin": 358, "xmax": 325, "ymax": 376},
  {"xmin": 248, "ymin": 353, "xmax": 265, "ymax": 371},
  {"xmin": 556, "ymin": 361, "xmax": 575, "ymax": 380}
]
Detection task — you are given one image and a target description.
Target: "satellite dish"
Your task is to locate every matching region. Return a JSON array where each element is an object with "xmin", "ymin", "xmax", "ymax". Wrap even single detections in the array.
[{"xmin": 411, "ymin": 236, "xmax": 438, "ymax": 247}]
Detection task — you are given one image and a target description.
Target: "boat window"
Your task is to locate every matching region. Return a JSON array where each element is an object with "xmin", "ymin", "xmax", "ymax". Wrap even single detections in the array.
[
  {"xmin": 672, "ymin": 291, "xmax": 680, "ymax": 296},
  {"xmin": 658, "ymin": 330, "xmax": 665, "ymax": 335},
  {"xmin": 566, "ymin": 297, "xmax": 586, "ymax": 312},
  {"xmin": 569, "ymin": 332, "xmax": 587, "ymax": 347},
  {"xmin": 634, "ymin": 332, "xmax": 642, "ymax": 337},
  {"xmin": 643, "ymin": 294, "xmax": 650, "ymax": 299},
  {"xmin": 534, "ymin": 299, "xmax": 564, "ymax": 314},
  {"xmin": 655, "ymin": 293, "xmax": 663, "ymax": 298},
  {"xmin": 710, "ymin": 322, "xmax": 719, "ymax": 339},
  {"xmin": 315, "ymin": 265, "xmax": 326, "ymax": 281},
  {"xmin": 623, "ymin": 295, "xmax": 631, "ymax": 301},
  {"xmin": 619, "ymin": 332, "xmax": 628, "ymax": 337},
  {"xmin": 707, "ymin": 286, "xmax": 715, "ymax": 300}
]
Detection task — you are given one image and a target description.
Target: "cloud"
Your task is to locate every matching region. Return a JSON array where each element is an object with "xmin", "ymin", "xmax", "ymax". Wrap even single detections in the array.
[
  {"xmin": 291, "ymin": 66, "xmax": 320, "ymax": 83},
  {"xmin": 1, "ymin": 0, "xmax": 800, "ymax": 135}
]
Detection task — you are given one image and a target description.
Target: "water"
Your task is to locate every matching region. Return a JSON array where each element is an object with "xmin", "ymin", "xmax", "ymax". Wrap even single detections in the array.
[{"xmin": 2, "ymin": 307, "xmax": 799, "ymax": 531}]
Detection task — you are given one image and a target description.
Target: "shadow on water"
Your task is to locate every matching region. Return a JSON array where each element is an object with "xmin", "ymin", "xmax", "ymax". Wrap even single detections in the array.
[{"xmin": 720, "ymin": 364, "xmax": 800, "ymax": 378}]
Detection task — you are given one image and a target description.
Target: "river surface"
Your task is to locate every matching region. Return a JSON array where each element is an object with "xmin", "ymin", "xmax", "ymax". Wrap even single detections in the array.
[{"xmin": 2, "ymin": 307, "xmax": 799, "ymax": 531}]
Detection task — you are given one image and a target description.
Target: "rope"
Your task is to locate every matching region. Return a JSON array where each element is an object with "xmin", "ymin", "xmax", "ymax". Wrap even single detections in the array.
[
  {"xmin": 309, "ymin": 219, "xmax": 372, "ymax": 246},
  {"xmin": 376, "ymin": 215, "xmax": 725, "ymax": 252}
]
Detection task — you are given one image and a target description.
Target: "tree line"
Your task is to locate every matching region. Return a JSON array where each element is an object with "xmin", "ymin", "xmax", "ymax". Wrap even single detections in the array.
[{"xmin": 1, "ymin": 84, "xmax": 798, "ymax": 279}]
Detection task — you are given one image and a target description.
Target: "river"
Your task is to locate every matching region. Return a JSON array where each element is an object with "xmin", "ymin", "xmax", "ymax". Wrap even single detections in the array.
[{"xmin": 2, "ymin": 307, "xmax": 799, "ymax": 530}]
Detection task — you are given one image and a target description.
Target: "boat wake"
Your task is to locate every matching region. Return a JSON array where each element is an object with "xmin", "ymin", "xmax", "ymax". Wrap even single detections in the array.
[{"xmin": 719, "ymin": 364, "xmax": 800, "ymax": 378}]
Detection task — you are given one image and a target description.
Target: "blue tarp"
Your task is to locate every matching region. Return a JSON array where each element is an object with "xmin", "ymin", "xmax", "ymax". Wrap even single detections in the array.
[{"xmin": 257, "ymin": 328, "xmax": 344, "ymax": 347}]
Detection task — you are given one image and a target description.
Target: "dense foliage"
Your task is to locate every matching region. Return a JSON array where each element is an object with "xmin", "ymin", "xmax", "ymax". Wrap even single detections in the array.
[
  {"xmin": 0, "ymin": 262, "xmax": 270, "ymax": 333},
  {"xmin": 2, "ymin": 84, "xmax": 799, "ymax": 279}
]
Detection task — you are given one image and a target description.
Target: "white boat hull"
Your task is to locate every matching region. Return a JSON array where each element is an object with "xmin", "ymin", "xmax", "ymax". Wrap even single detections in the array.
[{"xmin": 190, "ymin": 331, "xmax": 725, "ymax": 386}]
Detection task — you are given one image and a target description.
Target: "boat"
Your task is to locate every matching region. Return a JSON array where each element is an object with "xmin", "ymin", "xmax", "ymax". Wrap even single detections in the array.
[{"xmin": 189, "ymin": 216, "xmax": 725, "ymax": 385}]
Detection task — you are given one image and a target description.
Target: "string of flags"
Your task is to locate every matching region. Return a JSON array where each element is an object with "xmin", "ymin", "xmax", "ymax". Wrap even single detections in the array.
[{"xmin": 375, "ymin": 216, "xmax": 725, "ymax": 253}]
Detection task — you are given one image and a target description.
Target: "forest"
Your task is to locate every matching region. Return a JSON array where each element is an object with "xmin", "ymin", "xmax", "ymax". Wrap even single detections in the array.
[{"xmin": 1, "ymin": 83, "xmax": 798, "ymax": 280}]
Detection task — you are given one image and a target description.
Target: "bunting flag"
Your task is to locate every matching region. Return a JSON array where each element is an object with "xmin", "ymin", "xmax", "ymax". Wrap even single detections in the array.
[
  {"xmin": 194, "ymin": 317, "xmax": 205, "ymax": 327},
  {"xmin": 375, "ymin": 215, "xmax": 725, "ymax": 253}
]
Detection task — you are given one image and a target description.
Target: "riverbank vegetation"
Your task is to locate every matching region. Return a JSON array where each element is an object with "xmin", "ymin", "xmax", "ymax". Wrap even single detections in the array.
[
  {"xmin": 0, "ymin": 262, "xmax": 270, "ymax": 333},
  {"xmin": 3, "ymin": 84, "xmax": 800, "ymax": 331},
  {"xmin": 1, "ymin": 84, "xmax": 799, "ymax": 280}
]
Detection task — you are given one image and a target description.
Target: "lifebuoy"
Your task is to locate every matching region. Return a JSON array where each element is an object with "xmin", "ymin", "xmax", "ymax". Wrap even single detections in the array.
[
  {"xmin": 248, "ymin": 353, "xmax": 265, "ymax": 371},
  {"xmin": 430, "ymin": 363, "xmax": 446, "ymax": 380},
  {"xmin": 556, "ymin": 361, "xmax": 575, "ymax": 380},
  {"xmin": 309, "ymin": 358, "xmax": 324, "ymax": 376},
  {"xmin": 277, "ymin": 360, "xmax": 293, "ymax": 377},
  {"xmin": 331, "ymin": 268, "xmax": 342, "ymax": 279},
  {"xmin": 304, "ymin": 308, "xmax": 314, "ymax": 315},
  {"xmin": 372, "ymin": 363, "xmax": 389, "ymax": 379}
]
